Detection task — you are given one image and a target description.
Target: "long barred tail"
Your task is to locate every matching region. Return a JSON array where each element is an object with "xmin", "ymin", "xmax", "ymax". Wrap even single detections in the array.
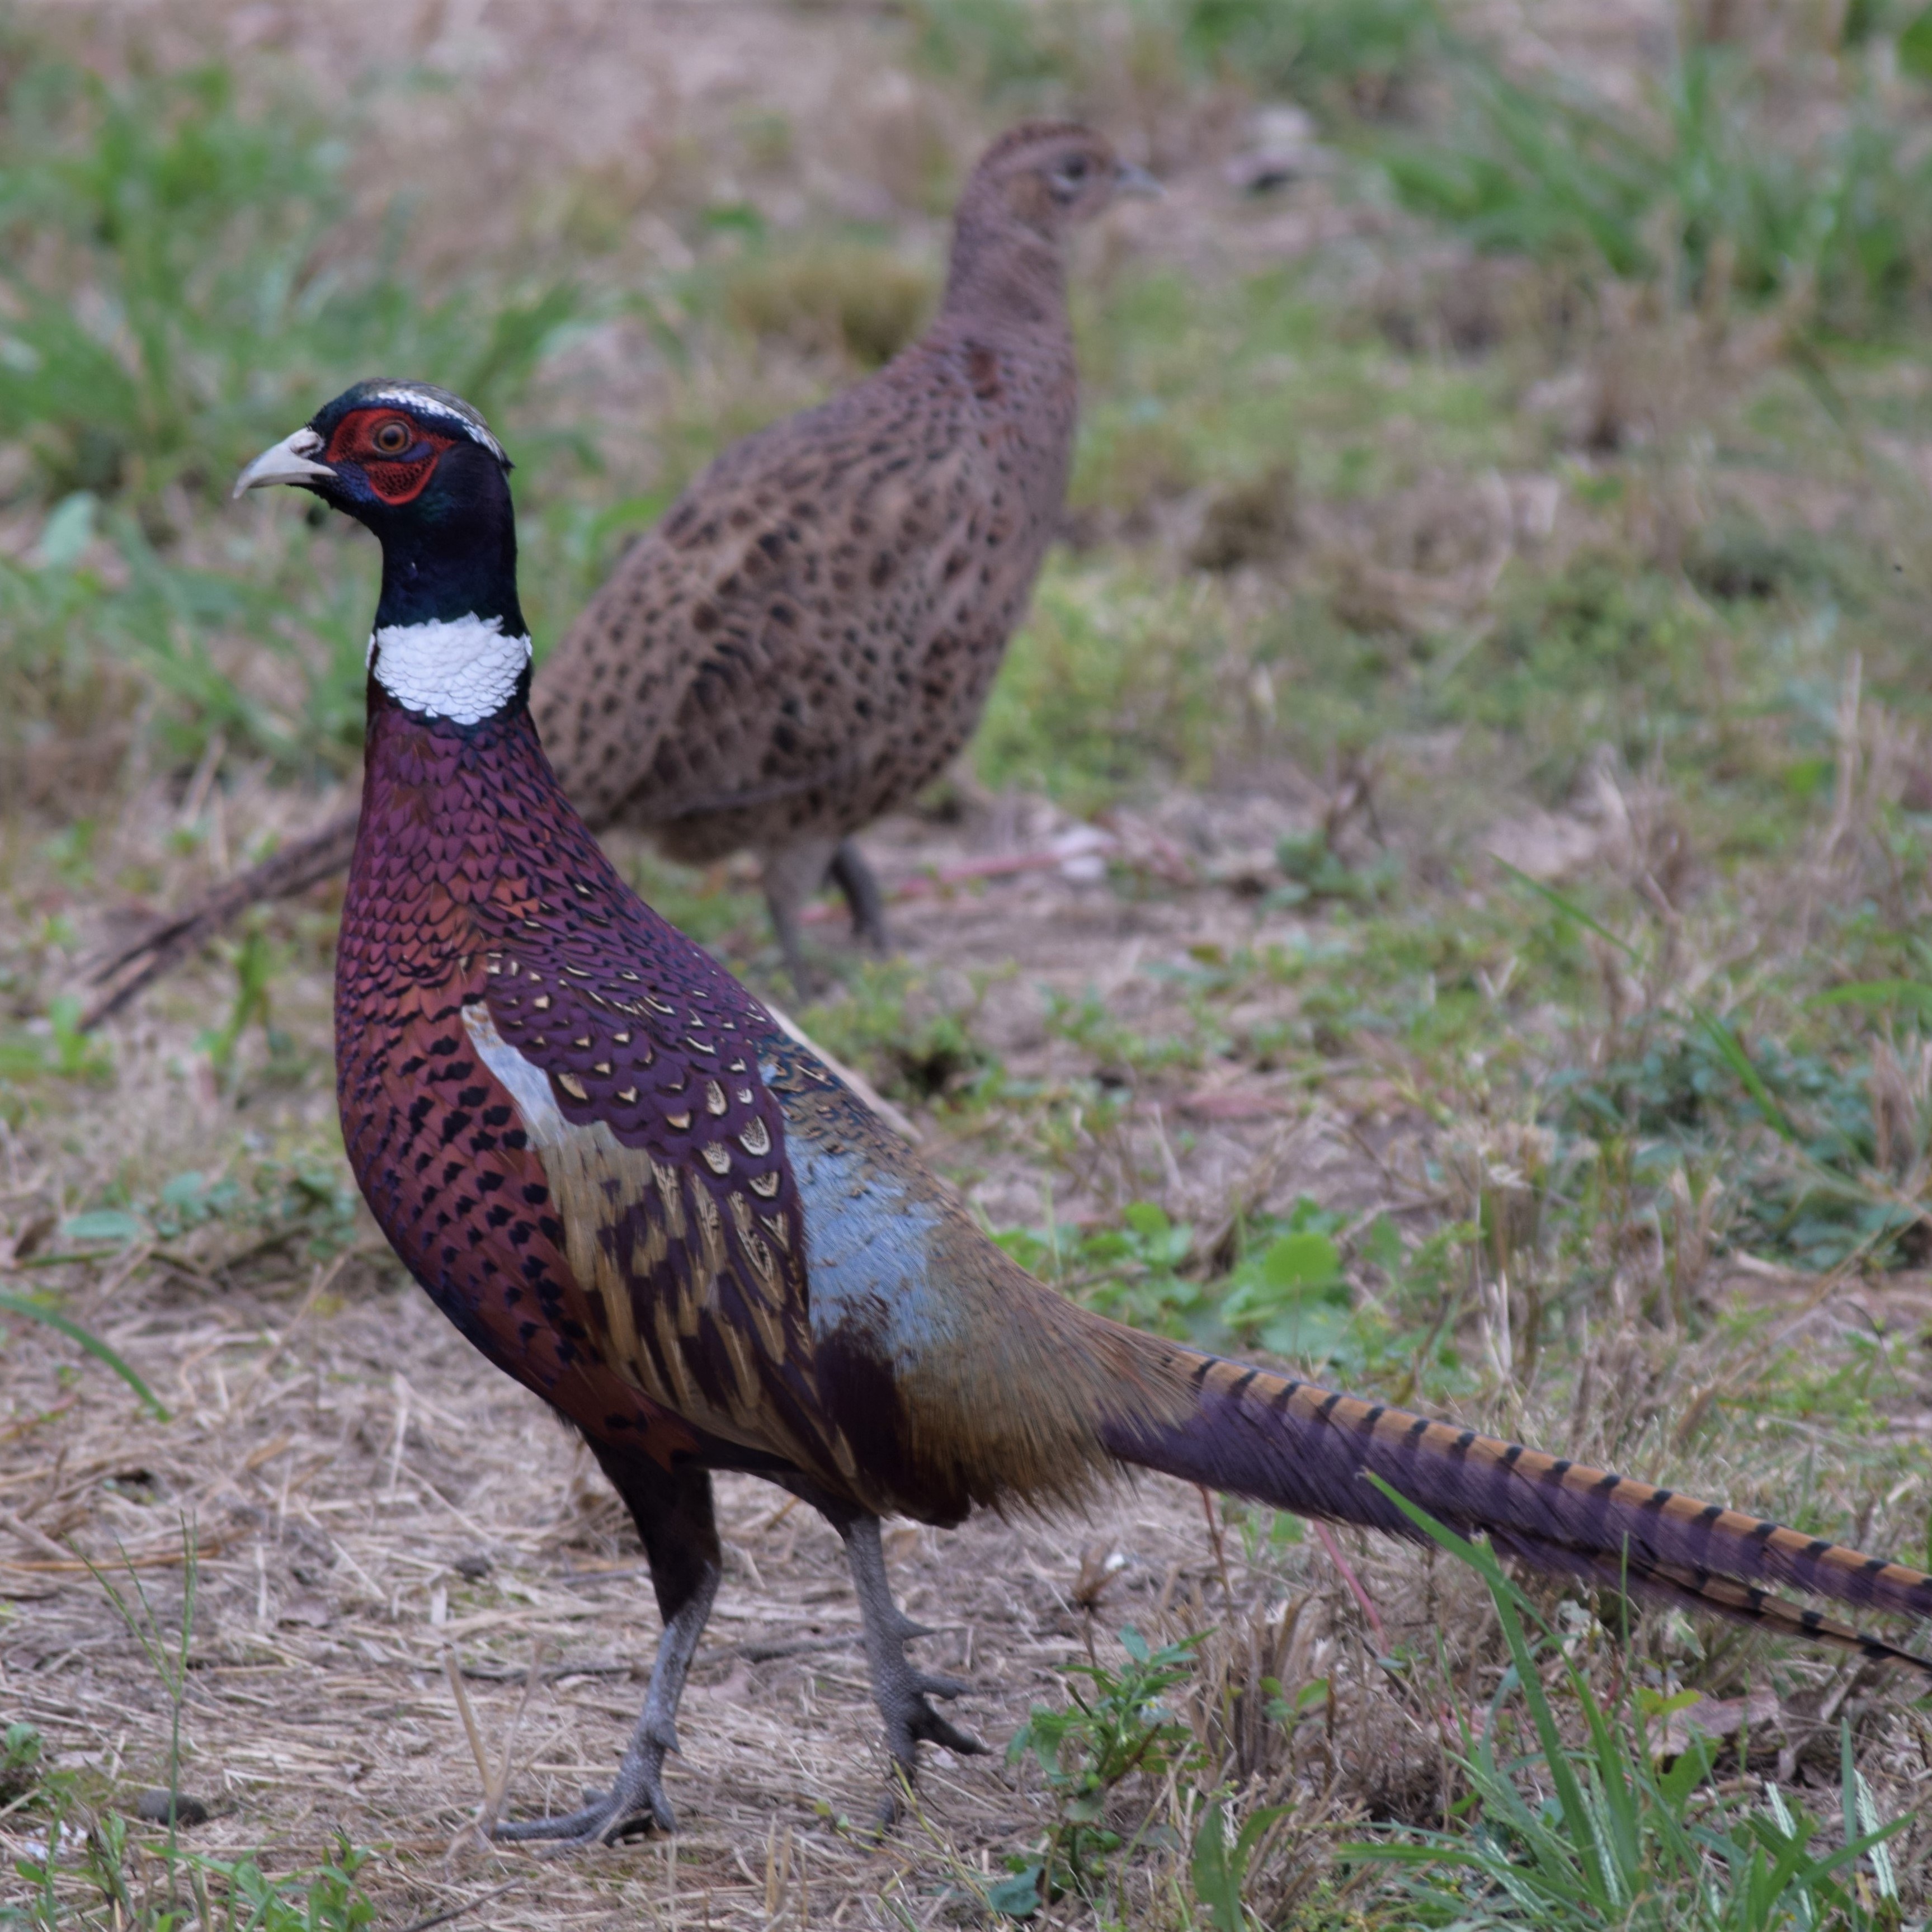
[
  {"xmin": 82, "ymin": 808, "xmax": 361, "ymax": 1030},
  {"xmin": 1099, "ymin": 1348, "xmax": 1932, "ymax": 1671}
]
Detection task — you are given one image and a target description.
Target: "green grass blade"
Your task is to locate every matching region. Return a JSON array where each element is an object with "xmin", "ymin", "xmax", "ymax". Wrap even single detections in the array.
[
  {"xmin": 0, "ymin": 1288, "xmax": 170, "ymax": 1420},
  {"xmin": 1806, "ymin": 978, "xmax": 1932, "ymax": 1017},
  {"xmin": 1694, "ymin": 1014, "xmax": 1801, "ymax": 1145},
  {"xmin": 1494, "ymin": 859, "xmax": 1643, "ymax": 963},
  {"xmin": 1363, "ymin": 1475, "xmax": 1613, "ymax": 1906}
]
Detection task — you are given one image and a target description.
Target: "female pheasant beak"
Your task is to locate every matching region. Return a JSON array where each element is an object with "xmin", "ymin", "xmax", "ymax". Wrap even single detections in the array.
[
  {"xmin": 1114, "ymin": 160, "xmax": 1163, "ymax": 197},
  {"xmin": 232, "ymin": 426, "xmax": 335, "ymax": 499}
]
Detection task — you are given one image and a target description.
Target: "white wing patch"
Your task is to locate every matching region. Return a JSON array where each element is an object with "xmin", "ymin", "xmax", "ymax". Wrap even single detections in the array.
[
  {"xmin": 463, "ymin": 1004, "xmax": 566, "ymax": 1141},
  {"xmin": 370, "ymin": 612, "xmax": 532, "ymax": 725}
]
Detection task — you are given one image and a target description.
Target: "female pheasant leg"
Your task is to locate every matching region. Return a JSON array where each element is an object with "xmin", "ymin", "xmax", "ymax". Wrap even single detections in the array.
[
  {"xmin": 497, "ymin": 1459, "xmax": 720, "ymax": 1844},
  {"xmin": 836, "ymin": 1512, "xmax": 986, "ymax": 1816},
  {"xmin": 828, "ymin": 839, "xmax": 892, "ymax": 953},
  {"xmin": 760, "ymin": 835, "xmax": 842, "ymax": 996}
]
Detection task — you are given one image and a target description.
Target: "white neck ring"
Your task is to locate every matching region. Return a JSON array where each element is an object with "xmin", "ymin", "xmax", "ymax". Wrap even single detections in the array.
[{"xmin": 369, "ymin": 612, "xmax": 531, "ymax": 725}]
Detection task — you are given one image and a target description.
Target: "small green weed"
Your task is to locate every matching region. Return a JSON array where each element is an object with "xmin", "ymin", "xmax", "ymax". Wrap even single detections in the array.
[
  {"xmin": 0, "ymin": 996, "xmax": 114, "ymax": 1089},
  {"xmin": 799, "ymin": 960, "xmax": 996, "ymax": 1105},
  {"xmin": 4, "ymin": 1825, "xmax": 378, "ymax": 1931},
  {"xmin": 45, "ymin": 1143, "xmax": 357, "ymax": 1270},
  {"xmin": 997, "ymin": 1198, "xmax": 1205, "ymax": 1336},
  {"xmin": 1, "ymin": 1721, "xmax": 43, "ymax": 1803},
  {"xmin": 1042, "ymin": 982, "xmax": 1219, "ymax": 1083},
  {"xmin": 994, "ymin": 1625, "xmax": 1205, "ymax": 1916},
  {"xmin": 3, "ymin": 1521, "xmax": 381, "ymax": 1929},
  {"xmin": 1191, "ymin": 1792, "xmax": 1297, "ymax": 1931},
  {"xmin": 84, "ymin": 1521, "xmax": 200, "ymax": 1895},
  {"xmin": 1268, "ymin": 827, "xmax": 1399, "ymax": 908},
  {"xmin": 1000, "ymin": 1196, "xmax": 1415, "ymax": 1378},
  {"xmin": 195, "ymin": 920, "xmax": 303, "ymax": 1092}
]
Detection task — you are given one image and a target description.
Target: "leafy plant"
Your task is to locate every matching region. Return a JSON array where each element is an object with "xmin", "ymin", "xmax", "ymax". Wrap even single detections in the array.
[
  {"xmin": 179, "ymin": 1841, "xmax": 378, "ymax": 1932},
  {"xmin": 5, "ymin": 1825, "xmax": 378, "ymax": 1931},
  {"xmin": 1268, "ymin": 827, "xmax": 1399, "ymax": 907},
  {"xmin": 1000, "ymin": 1197, "xmax": 1409, "ymax": 1375},
  {"xmin": 998, "ymin": 1199, "xmax": 1205, "ymax": 1335},
  {"xmin": 42, "ymin": 1146, "xmax": 359, "ymax": 1273},
  {"xmin": 1216, "ymin": 1200, "xmax": 1353, "ymax": 1359},
  {"xmin": 995, "ymin": 1626, "xmax": 1205, "ymax": 1914},
  {"xmin": 0, "ymin": 1721, "xmax": 43, "ymax": 1803}
]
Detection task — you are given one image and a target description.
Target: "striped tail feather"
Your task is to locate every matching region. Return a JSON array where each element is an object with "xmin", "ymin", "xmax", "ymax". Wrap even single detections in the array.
[{"xmin": 1098, "ymin": 1347, "xmax": 1932, "ymax": 1669}]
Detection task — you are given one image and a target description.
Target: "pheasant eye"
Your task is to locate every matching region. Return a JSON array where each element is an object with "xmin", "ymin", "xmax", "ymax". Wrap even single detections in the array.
[{"xmin": 372, "ymin": 420, "xmax": 411, "ymax": 455}]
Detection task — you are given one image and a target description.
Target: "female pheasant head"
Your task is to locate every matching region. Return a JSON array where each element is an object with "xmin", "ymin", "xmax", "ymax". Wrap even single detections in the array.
[
  {"xmin": 235, "ymin": 380, "xmax": 529, "ymax": 726},
  {"xmin": 968, "ymin": 122, "xmax": 1158, "ymax": 241},
  {"xmin": 943, "ymin": 124, "xmax": 1158, "ymax": 328}
]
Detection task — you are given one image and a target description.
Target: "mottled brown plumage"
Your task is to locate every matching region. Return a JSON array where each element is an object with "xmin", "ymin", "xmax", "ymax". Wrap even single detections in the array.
[{"xmin": 84, "ymin": 124, "xmax": 1152, "ymax": 1022}]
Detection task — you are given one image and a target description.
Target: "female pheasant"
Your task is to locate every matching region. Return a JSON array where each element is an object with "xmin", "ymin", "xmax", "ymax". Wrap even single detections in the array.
[
  {"xmin": 241, "ymin": 381, "xmax": 1932, "ymax": 1845},
  {"xmin": 89, "ymin": 123, "xmax": 1157, "ymax": 1022}
]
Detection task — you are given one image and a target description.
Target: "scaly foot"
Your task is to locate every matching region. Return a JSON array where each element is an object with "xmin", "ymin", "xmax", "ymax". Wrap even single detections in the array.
[{"xmin": 493, "ymin": 1739, "xmax": 674, "ymax": 1845}]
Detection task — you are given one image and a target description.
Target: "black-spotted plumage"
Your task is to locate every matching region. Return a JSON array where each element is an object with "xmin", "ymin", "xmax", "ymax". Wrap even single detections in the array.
[{"xmin": 239, "ymin": 379, "xmax": 1932, "ymax": 1849}]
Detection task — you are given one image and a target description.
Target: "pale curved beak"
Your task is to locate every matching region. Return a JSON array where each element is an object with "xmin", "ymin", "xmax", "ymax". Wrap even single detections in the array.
[
  {"xmin": 232, "ymin": 426, "xmax": 333, "ymax": 501},
  {"xmin": 1115, "ymin": 161, "xmax": 1164, "ymax": 199}
]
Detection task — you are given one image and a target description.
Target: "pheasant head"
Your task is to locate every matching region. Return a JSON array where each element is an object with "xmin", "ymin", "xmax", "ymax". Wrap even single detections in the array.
[
  {"xmin": 944, "ymin": 124, "xmax": 1159, "ymax": 325},
  {"xmin": 967, "ymin": 121, "xmax": 1160, "ymax": 239},
  {"xmin": 235, "ymin": 380, "xmax": 529, "ymax": 725}
]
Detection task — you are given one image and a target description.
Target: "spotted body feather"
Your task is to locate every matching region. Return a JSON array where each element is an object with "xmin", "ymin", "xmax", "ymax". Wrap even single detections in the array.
[{"xmin": 244, "ymin": 375, "xmax": 1930, "ymax": 1844}]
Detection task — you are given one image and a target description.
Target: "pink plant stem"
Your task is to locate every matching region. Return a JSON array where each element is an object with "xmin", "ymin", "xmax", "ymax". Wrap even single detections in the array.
[{"xmin": 1312, "ymin": 1519, "xmax": 1388, "ymax": 1647}]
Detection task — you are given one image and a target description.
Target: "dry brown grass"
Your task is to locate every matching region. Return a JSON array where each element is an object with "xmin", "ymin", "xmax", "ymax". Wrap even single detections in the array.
[{"xmin": 10, "ymin": 783, "xmax": 1932, "ymax": 1922}]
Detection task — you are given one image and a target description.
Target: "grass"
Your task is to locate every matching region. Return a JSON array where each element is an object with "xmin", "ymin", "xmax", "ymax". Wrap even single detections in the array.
[
  {"xmin": 3, "ymin": 1523, "xmax": 380, "ymax": 1931},
  {"xmin": 1354, "ymin": 1482, "xmax": 1914, "ymax": 1930},
  {"xmin": 8, "ymin": 0, "xmax": 1932, "ymax": 1925}
]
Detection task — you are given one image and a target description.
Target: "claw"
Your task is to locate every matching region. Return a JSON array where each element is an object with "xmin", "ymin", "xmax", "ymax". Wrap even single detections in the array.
[
  {"xmin": 494, "ymin": 1754, "xmax": 676, "ymax": 1844},
  {"xmin": 882, "ymin": 1672, "xmax": 988, "ymax": 1768}
]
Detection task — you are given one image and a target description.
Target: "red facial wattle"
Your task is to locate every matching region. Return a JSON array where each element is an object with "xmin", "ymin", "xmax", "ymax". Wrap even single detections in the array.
[{"xmin": 324, "ymin": 407, "xmax": 458, "ymax": 506}]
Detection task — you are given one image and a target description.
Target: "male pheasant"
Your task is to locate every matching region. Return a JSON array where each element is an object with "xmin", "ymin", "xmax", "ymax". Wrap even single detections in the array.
[
  {"xmin": 239, "ymin": 381, "xmax": 1932, "ymax": 1844},
  {"xmin": 87, "ymin": 123, "xmax": 1154, "ymax": 1022}
]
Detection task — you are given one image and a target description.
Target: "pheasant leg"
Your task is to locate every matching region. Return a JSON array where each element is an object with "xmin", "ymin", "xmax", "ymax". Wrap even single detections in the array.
[
  {"xmin": 828, "ymin": 839, "xmax": 892, "ymax": 953},
  {"xmin": 760, "ymin": 835, "xmax": 840, "ymax": 997},
  {"xmin": 836, "ymin": 1512, "xmax": 985, "ymax": 1815},
  {"xmin": 497, "ymin": 1458, "xmax": 719, "ymax": 1844}
]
